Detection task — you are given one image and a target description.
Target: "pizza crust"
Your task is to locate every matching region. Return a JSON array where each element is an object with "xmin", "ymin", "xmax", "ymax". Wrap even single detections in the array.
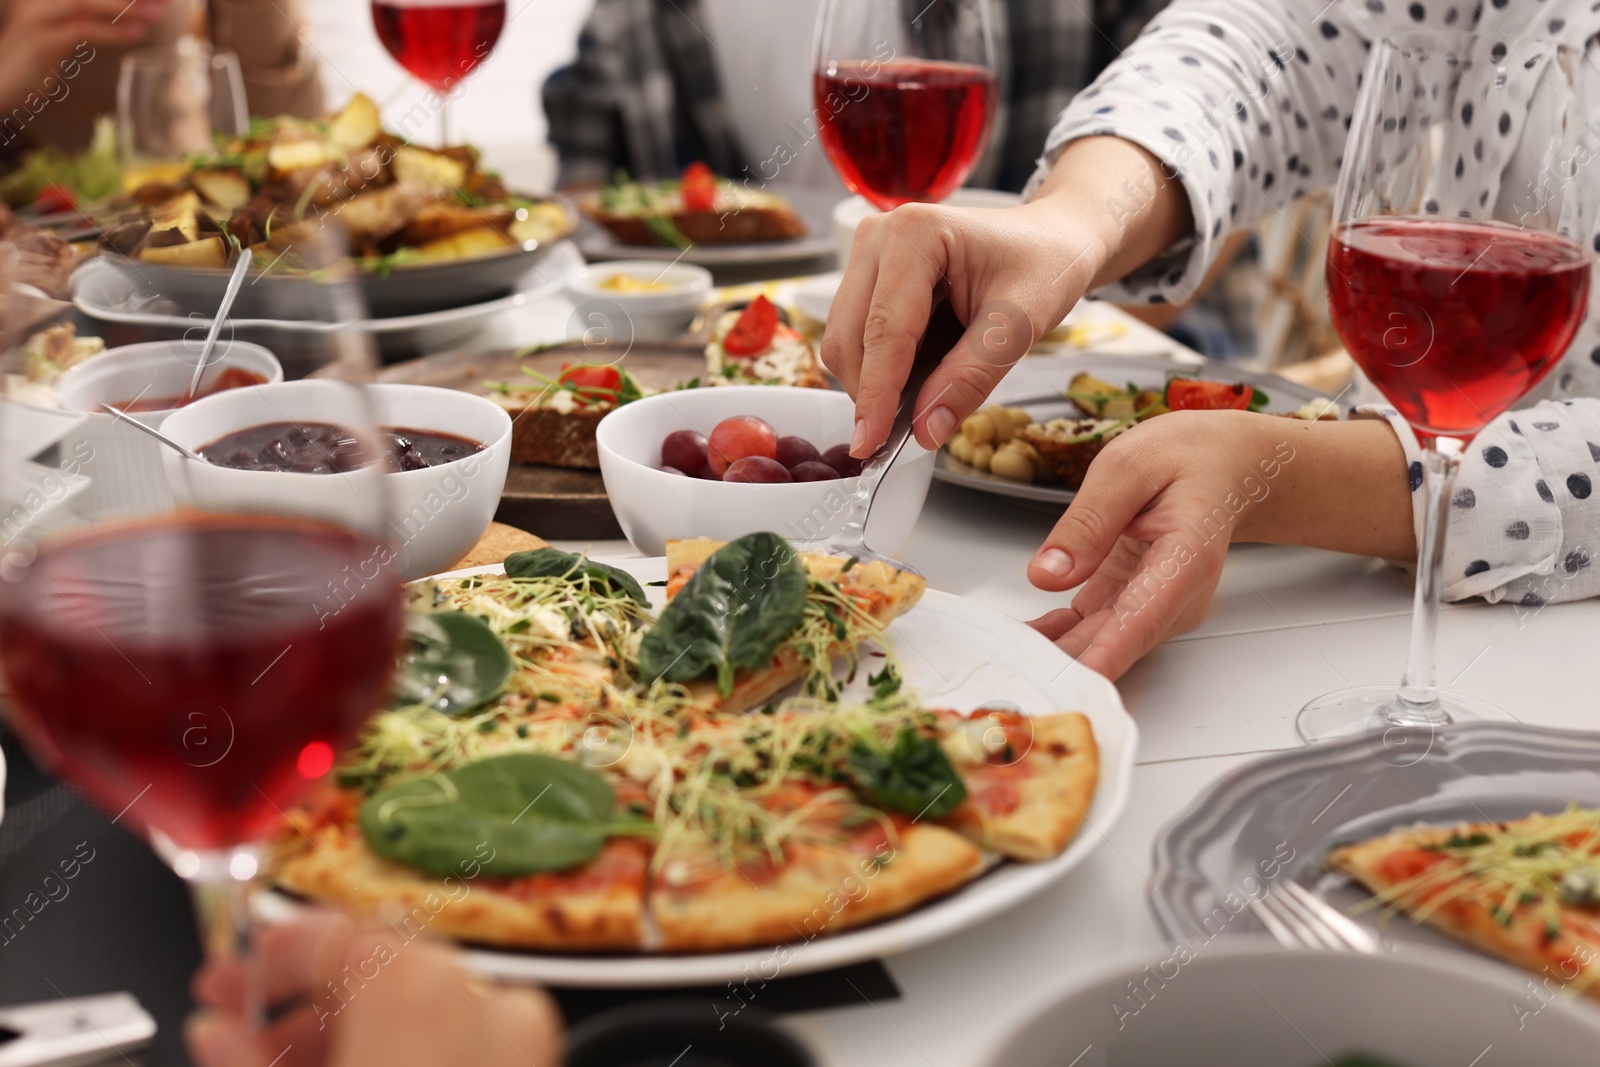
[
  {"xmin": 273, "ymin": 822, "xmax": 647, "ymax": 951},
  {"xmin": 649, "ymin": 823, "xmax": 984, "ymax": 952}
]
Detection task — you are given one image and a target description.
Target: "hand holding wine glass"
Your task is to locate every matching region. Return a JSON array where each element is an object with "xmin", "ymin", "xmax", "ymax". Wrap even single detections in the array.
[
  {"xmin": 1298, "ymin": 32, "xmax": 1591, "ymax": 742},
  {"xmin": 0, "ymin": 227, "xmax": 403, "ymax": 1023}
]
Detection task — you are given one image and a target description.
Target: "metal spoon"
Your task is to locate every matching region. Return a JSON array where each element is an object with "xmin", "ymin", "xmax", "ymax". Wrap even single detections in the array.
[
  {"xmin": 99, "ymin": 404, "xmax": 204, "ymax": 461},
  {"xmin": 797, "ymin": 299, "xmax": 966, "ymax": 576},
  {"xmin": 185, "ymin": 252, "xmax": 253, "ymax": 403}
]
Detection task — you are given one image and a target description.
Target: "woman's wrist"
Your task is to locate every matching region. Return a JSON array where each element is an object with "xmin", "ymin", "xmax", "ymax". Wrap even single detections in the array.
[{"xmin": 1234, "ymin": 416, "xmax": 1416, "ymax": 560}]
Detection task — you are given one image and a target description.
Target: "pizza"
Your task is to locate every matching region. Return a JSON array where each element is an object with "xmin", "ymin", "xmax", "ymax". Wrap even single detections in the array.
[
  {"xmin": 271, "ymin": 698, "xmax": 1098, "ymax": 952},
  {"xmin": 1329, "ymin": 806, "xmax": 1600, "ymax": 998},
  {"xmin": 269, "ymin": 533, "xmax": 1099, "ymax": 953},
  {"xmin": 650, "ymin": 536, "xmax": 926, "ymax": 714}
]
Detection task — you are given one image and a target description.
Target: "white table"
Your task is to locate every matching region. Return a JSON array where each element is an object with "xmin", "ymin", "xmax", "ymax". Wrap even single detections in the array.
[{"xmin": 509, "ymin": 285, "xmax": 1600, "ymax": 1066}]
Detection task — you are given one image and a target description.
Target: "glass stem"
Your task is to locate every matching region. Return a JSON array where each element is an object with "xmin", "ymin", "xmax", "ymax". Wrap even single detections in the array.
[
  {"xmin": 1391, "ymin": 437, "xmax": 1463, "ymax": 726},
  {"xmin": 439, "ymin": 98, "xmax": 450, "ymax": 147},
  {"xmin": 189, "ymin": 849, "xmax": 264, "ymax": 1028}
]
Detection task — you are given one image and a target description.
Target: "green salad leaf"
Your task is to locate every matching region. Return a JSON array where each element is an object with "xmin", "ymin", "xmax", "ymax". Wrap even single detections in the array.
[
  {"xmin": 846, "ymin": 726, "xmax": 967, "ymax": 819},
  {"xmin": 1249, "ymin": 386, "xmax": 1270, "ymax": 412},
  {"xmin": 636, "ymin": 531, "xmax": 807, "ymax": 696},
  {"xmin": 503, "ymin": 547, "xmax": 649, "ymax": 606},
  {"xmin": 389, "ymin": 610, "xmax": 514, "ymax": 716},
  {"xmin": 359, "ymin": 753, "xmax": 651, "ymax": 877}
]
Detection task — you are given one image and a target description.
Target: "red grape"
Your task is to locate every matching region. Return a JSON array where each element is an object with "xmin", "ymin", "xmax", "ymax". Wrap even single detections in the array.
[
  {"xmin": 823, "ymin": 444, "xmax": 865, "ymax": 478},
  {"xmin": 707, "ymin": 416, "xmax": 777, "ymax": 478},
  {"xmin": 660, "ymin": 429, "xmax": 709, "ymax": 478},
  {"xmin": 723, "ymin": 456, "xmax": 793, "ymax": 483},
  {"xmin": 775, "ymin": 435, "xmax": 822, "ymax": 471},
  {"xmin": 790, "ymin": 460, "xmax": 840, "ymax": 482},
  {"xmin": 659, "ymin": 465, "xmax": 687, "ymax": 476}
]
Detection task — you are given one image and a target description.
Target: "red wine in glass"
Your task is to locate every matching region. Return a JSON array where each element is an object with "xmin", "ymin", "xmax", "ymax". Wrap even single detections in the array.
[
  {"xmin": 815, "ymin": 60, "xmax": 996, "ymax": 211},
  {"xmin": 0, "ymin": 513, "xmax": 402, "ymax": 852},
  {"xmin": 371, "ymin": 0, "xmax": 506, "ymax": 143},
  {"xmin": 1328, "ymin": 218, "xmax": 1590, "ymax": 439}
]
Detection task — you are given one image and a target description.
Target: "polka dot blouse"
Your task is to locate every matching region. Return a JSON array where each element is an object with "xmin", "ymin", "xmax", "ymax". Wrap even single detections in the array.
[{"xmin": 1029, "ymin": 0, "xmax": 1600, "ymax": 607}]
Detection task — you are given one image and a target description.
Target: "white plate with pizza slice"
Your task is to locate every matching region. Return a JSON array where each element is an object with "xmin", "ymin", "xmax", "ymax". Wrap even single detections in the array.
[{"xmin": 263, "ymin": 552, "xmax": 1137, "ymax": 988}]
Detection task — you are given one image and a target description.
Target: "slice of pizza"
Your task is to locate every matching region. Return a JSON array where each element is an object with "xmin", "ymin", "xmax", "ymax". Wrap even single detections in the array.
[
  {"xmin": 935, "ymin": 710, "xmax": 1100, "ymax": 862},
  {"xmin": 271, "ymin": 783, "xmax": 651, "ymax": 951},
  {"xmin": 1329, "ymin": 807, "xmax": 1600, "ymax": 999},
  {"xmin": 648, "ymin": 780, "xmax": 984, "ymax": 951},
  {"xmin": 640, "ymin": 533, "xmax": 925, "ymax": 714}
]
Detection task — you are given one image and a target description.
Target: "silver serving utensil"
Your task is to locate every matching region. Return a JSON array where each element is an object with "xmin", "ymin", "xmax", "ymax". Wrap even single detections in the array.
[
  {"xmin": 99, "ymin": 404, "xmax": 203, "ymax": 461},
  {"xmin": 797, "ymin": 300, "xmax": 965, "ymax": 576},
  {"xmin": 185, "ymin": 252, "xmax": 253, "ymax": 402}
]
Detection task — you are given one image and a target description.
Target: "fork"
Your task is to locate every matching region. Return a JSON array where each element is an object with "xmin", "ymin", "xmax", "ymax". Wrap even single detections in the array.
[
  {"xmin": 1247, "ymin": 880, "xmax": 1381, "ymax": 953},
  {"xmin": 795, "ymin": 300, "xmax": 966, "ymax": 577}
]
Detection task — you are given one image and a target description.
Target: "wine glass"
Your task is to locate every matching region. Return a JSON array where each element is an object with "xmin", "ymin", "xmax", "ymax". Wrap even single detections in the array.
[
  {"xmin": 118, "ymin": 41, "xmax": 248, "ymax": 175},
  {"xmin": 0, "ymin": 227, "xmax": 403, "ymax": 1021},
  {"xmin": 813, "ymin": 0, "xmax": 999, "ymax": 211},
  {"xmin": 1297, "ymin": 33, "xmax": 1591, "ymax": 743},
  {"xmin": 371, "ymin": 0, "xmax": 507, "ymax": 145}
]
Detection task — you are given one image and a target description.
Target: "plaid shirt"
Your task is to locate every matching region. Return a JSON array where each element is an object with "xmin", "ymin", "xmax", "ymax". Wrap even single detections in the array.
[{"xmin": 542, "ymin": 0, "xmax": 1164, "ymax": 192}]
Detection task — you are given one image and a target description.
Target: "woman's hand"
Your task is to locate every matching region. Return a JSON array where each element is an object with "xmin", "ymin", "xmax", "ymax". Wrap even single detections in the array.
[
  {"xmin": 823, "ymin": 136, "xmax": 1193, "ymax": 458},
  {"xmin": 187, "ymin": 913, "xmax": 562, "ymax": 1067},
  {"xmin": 0, "ymin": 0, "xmax": 162, "ymax": 97},
  {"xmin": 1025, "ymin": 411, "xmax": 1416, "ymax": 680}
]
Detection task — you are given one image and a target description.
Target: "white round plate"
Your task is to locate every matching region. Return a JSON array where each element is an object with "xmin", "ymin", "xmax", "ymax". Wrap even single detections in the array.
[
  {"xmin": 264, "ymin": 556, "xmax": 1137, "ymax": 988},
  {"xmin": 575, "ymin": 188, "xmax": 840, "ymax": 267},
  {"xmin": 934, "ymin": 354, "xmax": 1330, "ymax": 506}
]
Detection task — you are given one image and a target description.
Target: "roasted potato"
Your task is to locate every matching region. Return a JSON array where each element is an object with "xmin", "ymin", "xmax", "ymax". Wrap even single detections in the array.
[
  {"xmin": 411, "ymin": 225, "xmax": 514, "ymax": 262},
  {"xmin": 327, "ymin": 184, "xmax": 434, "ymax": 241},
  {"xmin": 140, "ymin": 235, "xmax": 228, "ymax": 268},
  {"xmin": 392, "ymin": 146, "xmax": 469, "ymax": 192},
  {"xmin": 399, "ymin": 202, "xmax": 513, "ymax": 245},
  {"xmin": 329, "ymin": 92, "xmax": 382, "ymax": 151},
  {"xmin": 191, "ymin": 168, "xmax": 252, "ymax": 213}
]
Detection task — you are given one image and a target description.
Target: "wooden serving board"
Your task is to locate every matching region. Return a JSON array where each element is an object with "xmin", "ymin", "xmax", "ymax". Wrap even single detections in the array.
[{"xmin": 378, "ymin": 341, "xmax": 708, "ymax": 540}]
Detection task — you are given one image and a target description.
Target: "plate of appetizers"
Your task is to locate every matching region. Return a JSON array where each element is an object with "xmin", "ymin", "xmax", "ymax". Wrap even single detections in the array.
[
  {"xmin": 933, "ymin": 354, "xmax": 1338, "ymax": 506},
  {"xmin": 574, "ymin": 167, "xmax": 839, "ymax": 267},
  {"xmin": 260, "ymin": 533, "xmax": 1137, "ymax": 986}
]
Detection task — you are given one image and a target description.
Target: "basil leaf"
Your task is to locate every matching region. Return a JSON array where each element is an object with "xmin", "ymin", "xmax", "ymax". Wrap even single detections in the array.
[
  {"xmin": 636, "ymin": 531, "xmax": 807, "ymax": 696},
  {"xmin": 846, "ymin": 727, "xmax": 967, "ymax": 820},
  {"xmin": 503, "ymin": 547, "xmax": 649, "ymax": 606},
  {"xmin": 1249, "ymin": 386, "xmax": 1270, "ymax": 412},
  {"xmin": 359, "ymin": 753, "xmax": 650, "ymax": 877},
  {"xmin": 389, "ymin": 611, "xmax": 513, "ymax": 716}
]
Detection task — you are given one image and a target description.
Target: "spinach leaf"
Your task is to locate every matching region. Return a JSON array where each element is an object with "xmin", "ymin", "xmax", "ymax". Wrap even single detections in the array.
[
  {"xmin": 846, "ymin": 727, "xmax": 967, "ymax": 820},
  {"xmin": 359, "ymin": 753, "xmax": 652, "ymax": 877},
  {"xmin": 635, "ymin": 532, "xmax": 808, "ymax": 696},
  {"xmin": 503, "ymin": 547, "xmax": 648, "ymax": 606},
  {"xmin": 389, "ymin": 611, "xmax": 513, "ymax": 716}
]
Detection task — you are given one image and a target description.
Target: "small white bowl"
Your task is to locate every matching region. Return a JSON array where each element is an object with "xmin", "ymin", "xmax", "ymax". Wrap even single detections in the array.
[
  {"xmin": 979, "ymin": 939, "xmax": 1600, "ymax": 1066},
  {"xmin": 566, "ymin": 260, "xmax": 713, "ymax": 342},
  {"xmin": 53, "ymin": 340, "xmax": 282, "ymax": 517},
  {"xmin": 832, "ymin": 188, "xmax": 1022, "ymax": 270},
  {"xmin": 595, "ymin": 385, "xmax": 934, "ymax": 556},
  {"xmin": 159, "ymin": 381, "xmax": 511, "ymax": 580}
]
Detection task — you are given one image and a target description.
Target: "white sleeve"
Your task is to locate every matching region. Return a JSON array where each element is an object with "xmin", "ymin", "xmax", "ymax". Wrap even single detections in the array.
[
  {"xmin": 1022, "ymin": 0, "xmax": 1384, "ymax": 306},
  {"xmin": 1360, "ymin": 401, "xmax": 1600, "ymax": 607}
]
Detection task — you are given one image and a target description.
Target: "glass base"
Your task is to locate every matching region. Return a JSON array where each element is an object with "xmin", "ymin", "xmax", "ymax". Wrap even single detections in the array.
[{"xmin": 1296, "ymin": 685, "xmax": 1517, "ymax": 750}]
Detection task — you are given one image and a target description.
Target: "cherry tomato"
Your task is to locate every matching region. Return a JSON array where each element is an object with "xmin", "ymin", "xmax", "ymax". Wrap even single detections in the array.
[
  {"xmin": 32, "ymin": 183, "xmax": 75, "ymax": 215},
  {"xmin": 723, "ymin": 456, "xmax": 793, "ymax": 483},
  {"xmin": 721, "ymin": 295, "xmax": 779, "ymax": 358},
  {"xmin": 1165, "ymin": 378, "xmax": 1253, "ymax": 411},
  {"xmin": 680, "ymin": 162, "xmax": 717, "ymax": 212},
  {"xmin": 559, "ymin": 362, "xmax": 623, "ymax": 395},
  {"xmin": 707, "ymin": 415, "xmax": 777, "ymax": 478}
]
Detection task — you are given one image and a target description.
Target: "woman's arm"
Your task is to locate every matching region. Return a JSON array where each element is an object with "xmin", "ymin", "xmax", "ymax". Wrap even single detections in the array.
[{"xmin": 825, "ymin": 0, "xmax": 1388, "ymax": 456}]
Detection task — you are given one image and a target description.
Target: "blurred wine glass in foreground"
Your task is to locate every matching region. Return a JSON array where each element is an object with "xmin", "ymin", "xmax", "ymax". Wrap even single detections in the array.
[{"xmin": 0, "ymin": 227, "xmax": 402, "ymax": 1020}]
